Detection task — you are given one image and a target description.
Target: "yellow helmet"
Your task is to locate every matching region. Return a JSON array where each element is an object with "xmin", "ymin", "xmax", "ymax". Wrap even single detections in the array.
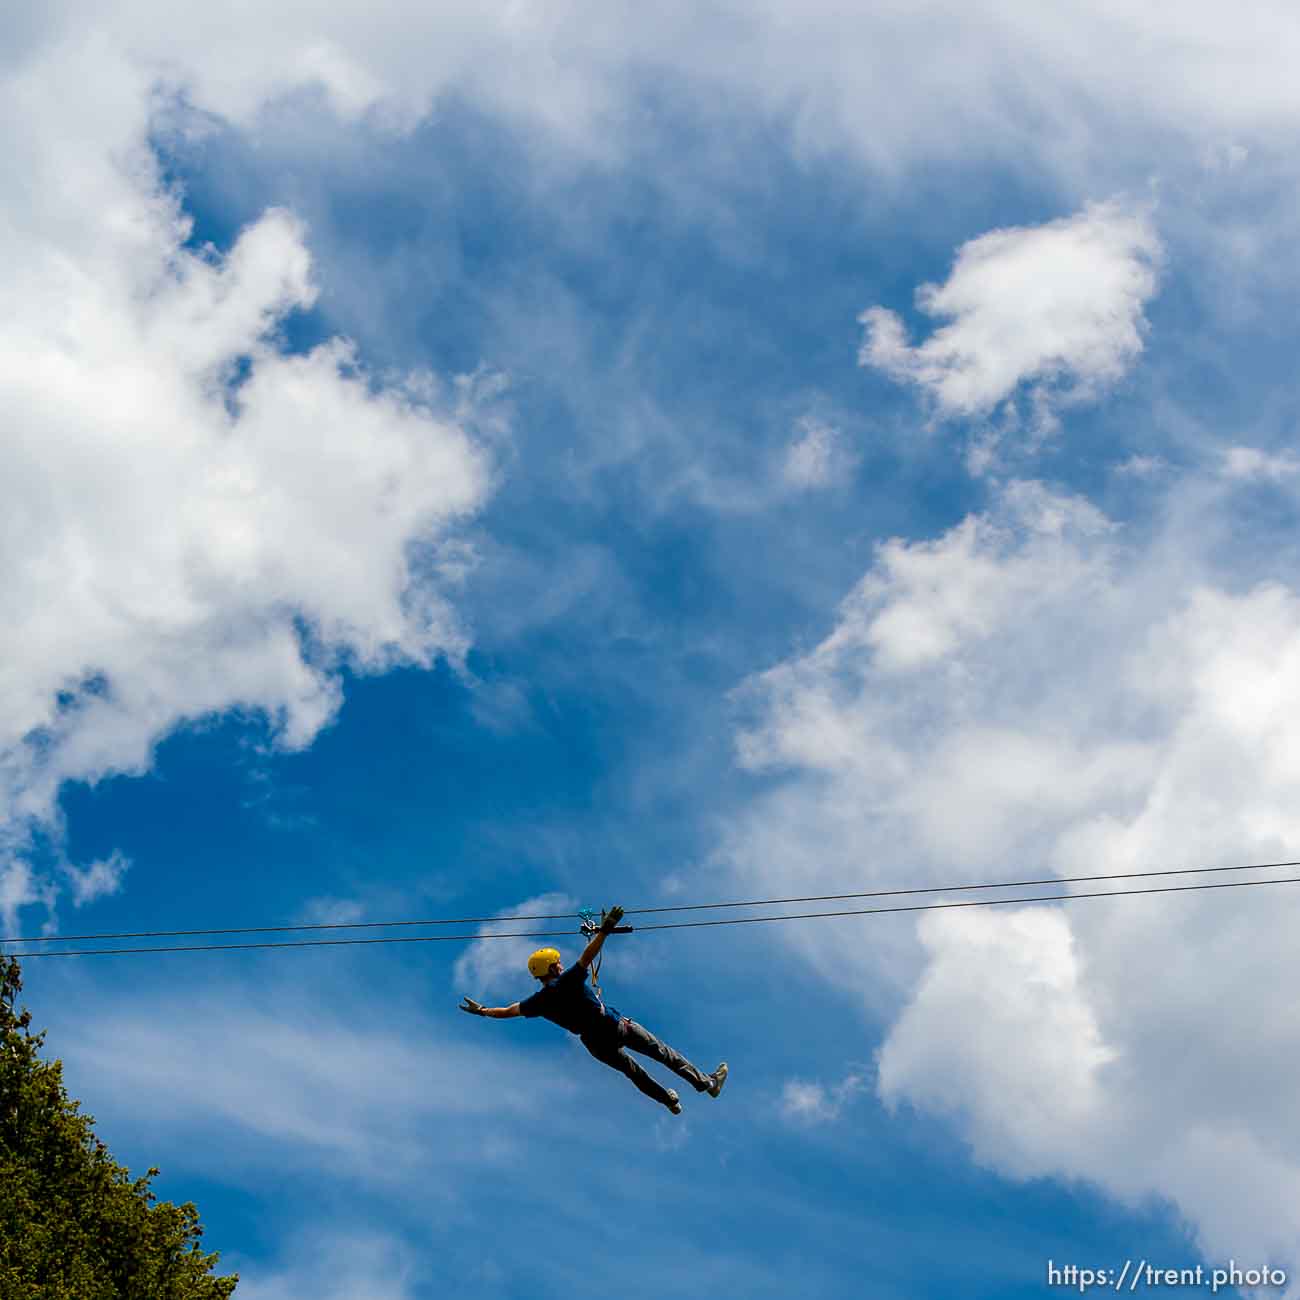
[{"xmin": 527, "ymin": 947, "xmax": 561, "ymax": 979}]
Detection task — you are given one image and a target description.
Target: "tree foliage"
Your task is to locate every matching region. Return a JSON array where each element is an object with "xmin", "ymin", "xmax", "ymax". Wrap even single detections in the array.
[{"xmin": 0, "ymin": 954, "xmax": 238, "ymax": 1298}]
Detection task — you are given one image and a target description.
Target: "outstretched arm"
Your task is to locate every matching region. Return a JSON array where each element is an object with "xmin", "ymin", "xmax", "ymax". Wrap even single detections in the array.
[
  {"xmin": 460, "ymin": 997, "xmax": 521, "ymax": 1019},
  {"xmin": 578, "ymin": 905, "xmax": 625, "ymax": 970},
  {"xmin": 578, "ymin": 930, "xmax": 607, "ymax": 970}
]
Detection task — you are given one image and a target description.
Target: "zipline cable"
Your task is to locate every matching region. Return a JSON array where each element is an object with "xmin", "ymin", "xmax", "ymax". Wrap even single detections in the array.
[
  {"xmin": 7, "ymin": 871, "xmax": 1300, "ymax": 958},
  {"xmin": 5, "ymin": 857, "xmax": 1299, "ymax": 947}
]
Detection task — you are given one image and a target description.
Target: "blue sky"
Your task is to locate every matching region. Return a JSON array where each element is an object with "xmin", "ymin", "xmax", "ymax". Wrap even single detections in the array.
[{"xmin": 8, "ymin": 6, "xmax": 1300, "ymax": 1298}]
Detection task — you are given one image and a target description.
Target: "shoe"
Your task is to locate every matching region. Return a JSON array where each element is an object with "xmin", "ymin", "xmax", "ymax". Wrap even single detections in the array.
[
  {"xmin": 707, "ymin": 1063, "xmax": 728, "ymax": 1098},
  {"xmin": 665, "ymin": 1089, "xmax": 683, "ymax": 1115}
]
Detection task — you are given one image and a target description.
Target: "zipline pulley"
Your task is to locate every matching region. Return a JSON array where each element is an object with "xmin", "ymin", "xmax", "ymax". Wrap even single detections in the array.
[
  {"xmin": 577, "ymin": 906, "xmax": 634, "ymax": 938},
  {"xmin": 577, "ymin": 906, "xmax": 633, "ymax": 999}
]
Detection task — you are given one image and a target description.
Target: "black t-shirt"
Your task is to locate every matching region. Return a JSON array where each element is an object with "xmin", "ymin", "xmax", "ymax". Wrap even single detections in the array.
[{"xmin": 519, "ymin": 963, "xmax": 621, "ymax": 1041}]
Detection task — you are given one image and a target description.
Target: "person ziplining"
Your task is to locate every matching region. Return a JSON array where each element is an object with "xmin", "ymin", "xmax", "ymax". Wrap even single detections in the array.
[{"xmin": 459, "ymin": 905, "xmax": 727, "ymax": 1115}]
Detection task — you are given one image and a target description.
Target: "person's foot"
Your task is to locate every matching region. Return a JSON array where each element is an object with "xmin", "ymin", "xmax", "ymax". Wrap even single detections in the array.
[
  {"xmin": 665, "ymin": 1089, "xmax": 683, "ymax": 1115},
  {"xmin": 708, "ymin": 1063, "xmax": 728, "ymax": 1098}
]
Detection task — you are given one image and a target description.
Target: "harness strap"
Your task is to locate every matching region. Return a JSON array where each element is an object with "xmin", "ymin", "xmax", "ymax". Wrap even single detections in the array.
[{"xmin": 578, "ymin": 906, "xmax": 632, "ymax": 1004}]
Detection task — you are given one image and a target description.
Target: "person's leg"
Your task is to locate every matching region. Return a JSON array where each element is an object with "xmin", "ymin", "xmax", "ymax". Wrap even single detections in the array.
[
  {"xmin": 618, "ymin": 1018, "xmax": 715, "ymax": 1094},
  {"xmin": 583, "ymin": 1035, "xmax": 677, "ymax": 1109}
]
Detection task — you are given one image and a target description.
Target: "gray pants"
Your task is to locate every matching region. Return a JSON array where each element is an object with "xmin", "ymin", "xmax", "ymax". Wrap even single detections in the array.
[{"xmin": 582, "ymin": 1018, "xmax": 713, "ymax": 1109}]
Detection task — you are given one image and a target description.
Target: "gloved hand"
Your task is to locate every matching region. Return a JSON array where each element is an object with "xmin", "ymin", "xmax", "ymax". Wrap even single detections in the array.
[
  {"xmin": 459, "ymin": 997, "xmax": 486, "ymax": 1016},
  {"xmin": 600, "ymin": 905, "xmax": 625, "ymax": 933}
]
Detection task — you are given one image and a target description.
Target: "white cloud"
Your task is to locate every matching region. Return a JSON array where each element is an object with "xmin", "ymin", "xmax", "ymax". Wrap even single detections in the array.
[
  {"xmin": 781, "ymin": 418, "xmax": 855, "ymax": 490},
  {"xmin": 779, "ymin": 1070, "xmax": 867, "ymax": 1125},
  {"xmin": 859, "ymin": 201, "xmax": 1162, "ymax": 437},
  {"xmin": 1201, "ymin": 142, "xmax": 1250, "ymax": 174},
  {"xmin": 0, "ymin": 857, "xmax": 57, "ymax": 937},
  {"xmin": 233, "ymin": 1232, "xmax": 418, "ymax": 1300},
  {"xmin": 63, "ymin": 851, "xmax": 130, "ymax": 908},
  {"xmin": 727, "ymin": 476, "xmax": 1300, "ymax": 1268},
  {"xmin": 295, "ymin": 896, "xmax": 367, "ymax": 926},
  {"xmin": 1, "ymin": 36, "xmax": 493, "ymax": 924},
  {"xmin": 1115, "ymin": 454, "xmax": 1166, "ymax": 478},
  {"xmin": 60, "ymin": 976, "xmax": 546, "ymax": 1183},
  {"xmin": 1222, "ymin": 446, "xmax": 1300, "ymax": 481},
  {"xmin": 30, "ymin": 0, "xmax": 1300, "ymax": 186},
  {"xmin": 2, "ymin": 5, "xmax": 1293, "ymax": 941},
  {"xmin": 452, "ymin": 892, "xmax": 578, "ymax": 999},
  {"xmin": 877, "ymin": 908, "xmax": 1115, "ymax": 1178}
]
